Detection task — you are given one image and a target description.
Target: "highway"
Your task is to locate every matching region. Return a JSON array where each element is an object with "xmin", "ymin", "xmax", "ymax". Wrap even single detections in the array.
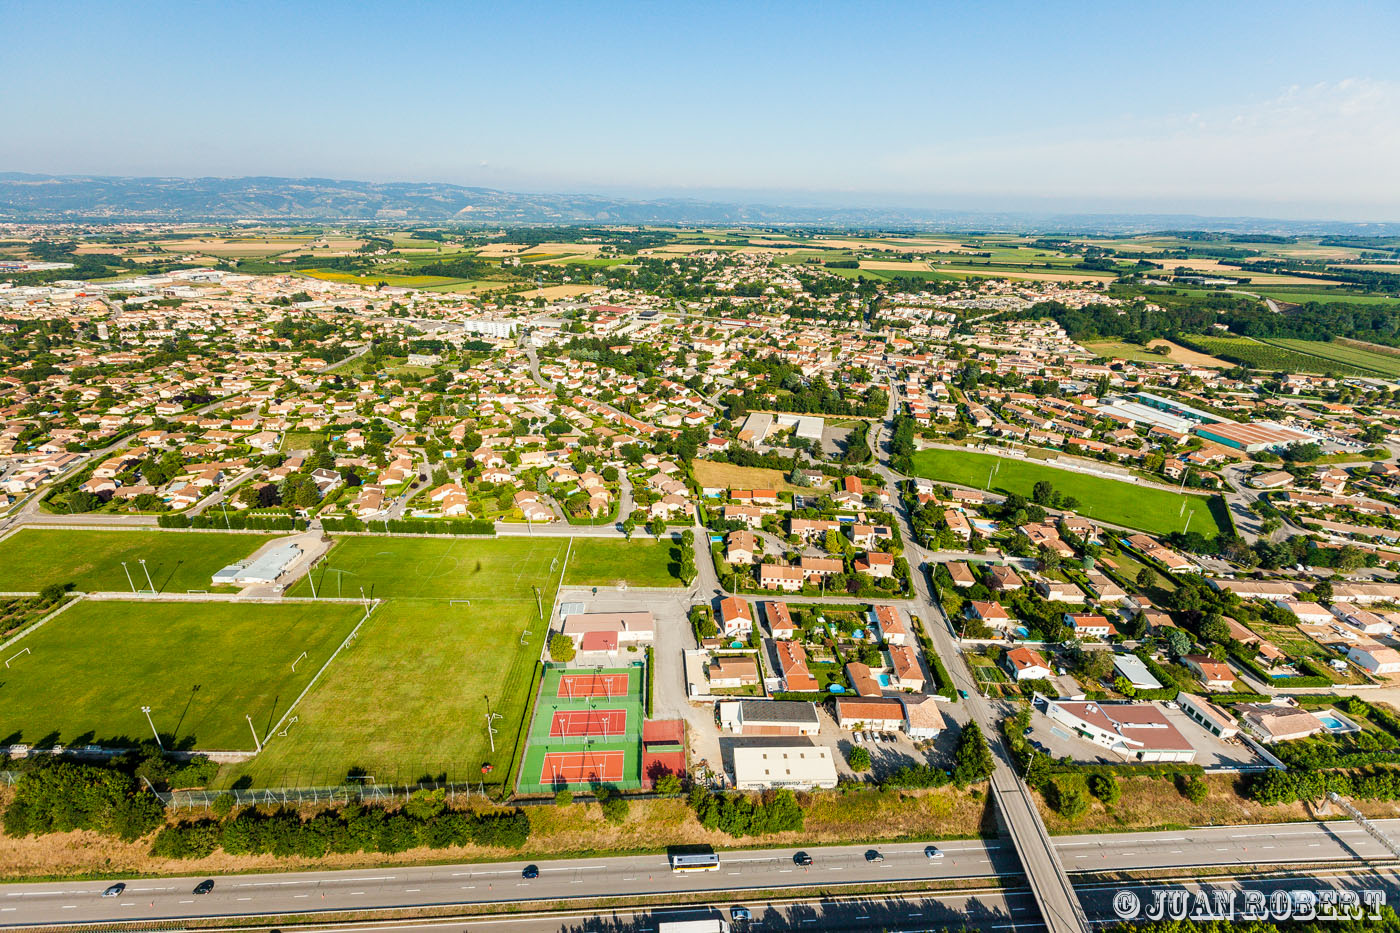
[{"xmin": 4, "ymin": 821, "xmax": 1398, "ymax": 927}]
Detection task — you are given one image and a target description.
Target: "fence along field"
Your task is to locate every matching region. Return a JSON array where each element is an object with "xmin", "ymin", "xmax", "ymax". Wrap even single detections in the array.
[{"xmin": 226, "ymin": 536, "xmax": 570, "ymax": 789}]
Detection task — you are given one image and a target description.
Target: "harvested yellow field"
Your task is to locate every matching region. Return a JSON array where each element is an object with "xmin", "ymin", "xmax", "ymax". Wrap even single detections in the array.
[
  {"xmin": 1150, "ymin": 339, "xmax": 1230, "ymax": 368},
  {"xmin": 692, "ymin": 459, "xmax": 833, "ymax": 494},
  {"xmin": 859, "ymin": 260, "xmax": 932, "ymax": 272},
  {"xmin": 158, "ymin": 238, "xmax": 309, "ymax": 256},
  {"xmin": 516, "ymin": 284, "xmax": 602, "ymax": 299}
]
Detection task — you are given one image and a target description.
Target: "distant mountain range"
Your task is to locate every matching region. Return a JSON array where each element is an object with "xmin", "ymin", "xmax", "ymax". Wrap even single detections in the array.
[{"xmin": 1, "ymin": 172, "xmax": 1396, "ymax": 235}]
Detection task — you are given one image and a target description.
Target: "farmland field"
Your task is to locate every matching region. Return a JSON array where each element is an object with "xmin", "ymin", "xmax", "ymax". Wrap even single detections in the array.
[
  {"xmin": 0, "ymin": 528, "xmax": 274, "ymax": 593},
  {"xmin": 910, "ymin": 448, "xmax": 1226, "ymax": 539},
  {"xmin": 1183, "ymin": 335, "xmax": 1397, "ymax": 377},
  {"xmin": 0, "ymin": 600, "xmax": 364, "ymax": 750},
  {"xmin": 562, "ymin": 538, "xmax": 683, "ymax": 588},
  {"xmin": 234, "ymin": 536, "xmax": 569, "ymax": 787}
]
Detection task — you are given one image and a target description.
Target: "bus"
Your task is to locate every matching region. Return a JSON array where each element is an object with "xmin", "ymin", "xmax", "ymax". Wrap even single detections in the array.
[
  {"xmin": 668, "ymin": 851, "xmax": 720, "ymax": 872},
  {"xmin": 657, "ymin": 920, "xmax": 729, "ymax": 932}
]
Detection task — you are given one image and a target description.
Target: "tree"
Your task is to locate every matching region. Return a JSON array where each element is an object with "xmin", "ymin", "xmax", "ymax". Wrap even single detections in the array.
[
  {"xmin": 1136, "ymin": 568, "xmax": 1155, "ymax": 589},
  {"xmin": 1177, "ymin": 774, "xmax": 1208, "ymax": 804},
  {"xmin": 647, "ymin": 516, "xmax": 666, "ymax": 540},
  {"xmin": 595, "ymin": 786, "xmax": 629, "ymax": 824},
  {"xmin": 1050, "ymin": 780, "xmax": 1088, "ymax": 819},
  {"xmin": 622, "ymin": 515, "xmax": 637, "ymax": 540},
  {"xmin": 1199, "ymin": 613, "xmax": 1230, "ymax": 645},
  {"xmin": 1088, "ymin": 773, "xmax": 1120, "ymax": 804},
  {"xmin": 1164, "ymin": 626, "xmax": 1192, "ymax": 657},
  {"xmin": 549, "ymin": 633, "xmax": 576, "ymax": 662},
  {"xmin": 951, "ymin": 722, "xmax": 994, "ymax": 786},
  {"xmin": 847, "ymin": 745, "xmax": 872, "ymax": 772},
  {"xmin": 1077, "ymin": 648, "xmax": 1114, "ymax": 683},
  {"xmin": 554, "ymin": 788, "xmax": 573, "ymax": 807},
  {"xmin": 653, "ymin": 773, "xmax": 683, "ymax": 795}
]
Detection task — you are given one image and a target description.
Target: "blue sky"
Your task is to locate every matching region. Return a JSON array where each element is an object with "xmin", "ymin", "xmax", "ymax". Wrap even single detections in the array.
[{"xmin": 3, "ymin": 0, "xmax": 1399, "ymax": 219}]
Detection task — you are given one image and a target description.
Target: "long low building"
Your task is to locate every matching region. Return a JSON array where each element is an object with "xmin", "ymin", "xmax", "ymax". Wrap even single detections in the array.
[
  {"xmin": 717, "ymin": 699, "xmax": 820, "ymax": 736},
  {"xmin": 212, "ymin": 542, "xmax": 302, "ymax": 586},
  {"xmin": 731, "ymin": 741, "xmax": 838, "ymax": 790},
  {"xmin": 559, "ymin": 611, "xmax": 655, "ymax": 651},
  {"xmin": 1042, "ymin": 697, "xmax": 1196, "ymax": 763}
]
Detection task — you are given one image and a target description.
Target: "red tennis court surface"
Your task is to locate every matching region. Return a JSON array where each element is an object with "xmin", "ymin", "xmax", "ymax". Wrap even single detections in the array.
[
  {"xmin": 549, "ymin": 708, "xmax": 629, "ymax": 737},
  {"xmin": 540, "ymin": 750, "xmax": 625, "ymax": 783},
  {"xmin": 556, "ymin": 672, "xmax": 630, "ymax": 698},
  {"xmin": 644, "ymin": 749, "xmax": 686, "ymax": 783}
]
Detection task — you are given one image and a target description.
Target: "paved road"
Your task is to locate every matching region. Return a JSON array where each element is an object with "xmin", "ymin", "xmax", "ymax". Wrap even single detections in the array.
[{"xmin": 5, "ymin": 821, "xmax": 1398, "ymax": 928}]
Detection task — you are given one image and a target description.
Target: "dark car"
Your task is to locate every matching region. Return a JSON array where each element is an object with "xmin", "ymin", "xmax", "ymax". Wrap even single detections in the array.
[
  {"xmin": 193, "ymin": 880, "xmax": 214, "ymax": 895},
  {"xmin": 793, "ymin": 851, "xmax": 813, "ymax": 866},
  {"xmin": 101, "ymin": 883, "xmax": 125, "ymax": 898},
  {"xmin": 865, "ymin": 849, "xmax": 884, "ymax": 863},
  {"xmin": 522, "ymin": 865, "xmax": 539, "ymax": 879}
]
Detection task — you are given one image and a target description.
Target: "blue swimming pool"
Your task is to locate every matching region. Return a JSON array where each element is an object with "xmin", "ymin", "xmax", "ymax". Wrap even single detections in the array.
[
  {"xmin": 1318, "ymin": 714, "xmax": 1346, "ymax": 730},
  {"xmin": 877, "ymin": 673, "xmax": 891, "ymax": 687}
]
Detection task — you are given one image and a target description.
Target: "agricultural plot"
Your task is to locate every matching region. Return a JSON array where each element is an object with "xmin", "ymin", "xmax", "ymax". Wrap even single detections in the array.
[
  {"xmin": 230, "ymin": 536, "xmax": 569, "ymax": 787},
  {"xmin": 692, "ymin": 458, "xmax": 834, "ymax": 494},
  {"xmin": 0, "ymin": 528, "xmax": 274, "ymax": 594},
  {"xmin": 909, "ymin": 448, "xmax": 1226, "ymax": 540},
  {"xmin": 0, "ymin": 600, "xmax": 364, "ymax": 750},
  {"xmin": 1258, "ymin": 338, "xmax": 1400, "ymax": 378},
  {"xmin": 1184, "ymin": 335, "xmax": 1391, "ymax": 377}
]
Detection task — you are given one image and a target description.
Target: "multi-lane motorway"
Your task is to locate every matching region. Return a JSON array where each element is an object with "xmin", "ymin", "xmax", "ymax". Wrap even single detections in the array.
[{"xmin": 5, "ymin": 821, "xmax": 1397, "ymax": 927}]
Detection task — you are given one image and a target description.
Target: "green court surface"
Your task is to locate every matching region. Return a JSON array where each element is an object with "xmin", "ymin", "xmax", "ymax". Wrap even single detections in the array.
[
  {"xmin": 517, "ymin": 664, "xmax": 645, "ymax": 794},
  {"xmin": 0, "ymin": 599, "xmax": 364, "ymax": 750},
  {"xmin": 0, "ymin": 528, "xmax": 274, "ymax": 593}
]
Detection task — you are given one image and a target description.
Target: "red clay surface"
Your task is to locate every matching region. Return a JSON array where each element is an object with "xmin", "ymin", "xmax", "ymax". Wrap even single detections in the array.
[
  {"xmin": 539, "ymin": 749, "xmax": 625, "ymax": 783},
  {"xmin": 643, "ymin": 748, "xmax": 686, "ymax": 783},
  {"xmin": 643, "ymin": 718, "xmax": 685, "ymax": 745},
  {"xmin": 549, "ymin": 708, "xmax": 629, "ymax": 737},
  {"xmin": 556, "ymin": 672, "xmax": 631, "ymax": 698}
]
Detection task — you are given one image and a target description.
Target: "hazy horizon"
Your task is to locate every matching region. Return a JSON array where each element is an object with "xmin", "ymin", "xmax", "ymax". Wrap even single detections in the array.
[{"xmin": 3, "ymin": 0, "xmax": 1399, "ymax": 222}]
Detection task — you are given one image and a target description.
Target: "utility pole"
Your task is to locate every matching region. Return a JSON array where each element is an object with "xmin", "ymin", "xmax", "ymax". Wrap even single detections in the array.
[{"xmin": 138, "ymin": 558, "xmax": 155, "ymax": 593}]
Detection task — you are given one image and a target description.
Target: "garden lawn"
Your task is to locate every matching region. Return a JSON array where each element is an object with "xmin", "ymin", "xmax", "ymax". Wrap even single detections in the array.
[
  {"xmin": 0, "ymin": 600, "xmax": 363, "ymax": 750},
  {"xmin": 563, "ymin": 538, "xmax": 683, "ymax": 588},
  {"xmin": 0, "ymin": 529, "xmax": 274, "ymax": 594},
  {"xmin": 910, "ymin": 448, "xmax": 1226, "ymax": 539}
]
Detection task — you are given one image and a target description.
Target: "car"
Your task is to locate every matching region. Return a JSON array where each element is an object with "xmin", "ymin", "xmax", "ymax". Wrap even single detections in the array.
[
  {"xmin": 193, "ymin": 880, "xmax": 214, "ymax": 895},
  {"xmin": 793, "ymin": 851, "xmax": 813, "ymax": 866},
  {"xmin": 958, "ymin": 689, "xmax": 969, "ymax": 699},
  {"xmin": 101, "ymin": 883, "xmax": 125, "ymax": 898},
  {"xmin": 731, "ymin": 906, "xmax": 752, "ymax": 921},
  {"xmin": 1023, "ymin": 726, "xmax": 1033, "ymax": 736},
  {"xmin": 522, "ymin": 865, "xmax": 539, "ymax": 879},
  {"xmin": 852, "ymin": 731, "xmax": 864, "ymax": 744},
  {"xmin": 924, "ymin": 846, "xmax": 944, "ymax": 860},
  {"xmin": 864, "ymin": 849, "xmax": 884, "ymax": 862}
]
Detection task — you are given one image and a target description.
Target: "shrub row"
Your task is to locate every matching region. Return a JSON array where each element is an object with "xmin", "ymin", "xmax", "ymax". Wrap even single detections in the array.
[{"xmin": 158, "ymin": 513, "xmax": 304, "ymax": 531}]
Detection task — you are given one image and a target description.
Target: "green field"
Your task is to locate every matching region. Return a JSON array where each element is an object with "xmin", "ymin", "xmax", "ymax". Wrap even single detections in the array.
[
  {"xmin": 1184, "ymin": 334, "xmax": 1393, "ymax": 376},
  {"xmin": 232, "ymin": 536, "xmax": 570, "ymax": 787},
  {"xmin": 910, "ymin": 448, "xmax": 1227, "ymax": 539},
  {"xmin": 562, "ymin": 538, "xmax": 683, "ymax": 588},
  {"xmin": 0, "ymin": 529, "xmax": 274, "ymax": 593},
  {"xmin": 0, "ymin": 600, "xmax": 364, "ymax": 750}
]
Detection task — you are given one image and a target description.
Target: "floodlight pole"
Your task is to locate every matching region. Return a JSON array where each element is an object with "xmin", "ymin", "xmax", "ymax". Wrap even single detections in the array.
[
  {"xmin": 307, "ymin": 565, "xmax": 318, "ymax": 599},
  {"xmin": 138, "ymin": 558, "xmax": 155, "ymax": 593},
  {"xmin": 120, "ymin": 561, "xmax": 137, "ymax": 594},
  {"xmin": 141, "ymin": 706, "xmax": 164, "ymax": 751},
  {"xmin": 246, "ymin": 714, "xmax": 263, "ymax": 753}
]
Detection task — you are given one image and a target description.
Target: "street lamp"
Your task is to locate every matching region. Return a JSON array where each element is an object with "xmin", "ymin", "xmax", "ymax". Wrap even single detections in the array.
[
  {"xmin": 120, "ymin": 561, "xmax": 136, "ymax": 594},
  {"xmin": 138, "ymin": 558, "xmax": 155, "ymax": 593},
  {"xmin": 140, "ymin": 706, "xmax": 163, "ymax": 751}
]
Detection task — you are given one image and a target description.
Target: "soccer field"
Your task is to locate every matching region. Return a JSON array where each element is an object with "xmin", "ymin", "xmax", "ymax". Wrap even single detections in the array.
[
  {"xmin": 562, "ymin": 538, "xmax": 683, "ymax": 588},
  {"xmin": 229, "ymin": 536, "xmax": 570, "ymax": 787},
  {"xmin": 909, "ymin": 448, "xmax": 1228, "ymax": 539},
  {"xmin": 0, "ymin": 528, "xmax": 275, "ymax": 594},
  {"xmin": 0, "ymin": 600, "xmax": 364, "ymax": 751}
]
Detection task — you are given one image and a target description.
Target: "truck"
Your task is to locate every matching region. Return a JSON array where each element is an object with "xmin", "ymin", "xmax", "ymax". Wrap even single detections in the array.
[{"xmin": 657, "ymin": 920, "xmax": 730, "ymax": 933}]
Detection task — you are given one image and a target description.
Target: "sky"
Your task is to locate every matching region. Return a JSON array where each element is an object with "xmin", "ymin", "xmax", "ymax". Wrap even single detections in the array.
[{"xmin": 3, "ymin": 0, "xmax": 1399, "ymax": 221}]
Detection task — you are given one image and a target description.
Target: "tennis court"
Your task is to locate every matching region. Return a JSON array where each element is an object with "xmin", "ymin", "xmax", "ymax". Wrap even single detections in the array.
[
  {"xmin": 549, "ymin": 708, "xmax": 629, "ymax": 738},
  {"xmin": 557, "ymin": 671, "xmax": 632, "ymax": 698},
  {"xmin": 539, "ymin": 749, "xmax": 626, "ymax": 784}
]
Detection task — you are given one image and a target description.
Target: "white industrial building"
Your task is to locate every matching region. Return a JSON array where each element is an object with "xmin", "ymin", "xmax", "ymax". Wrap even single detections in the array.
[{"xmin": 731, "ymin": 741, "xmax": 838, "ymax": 790}]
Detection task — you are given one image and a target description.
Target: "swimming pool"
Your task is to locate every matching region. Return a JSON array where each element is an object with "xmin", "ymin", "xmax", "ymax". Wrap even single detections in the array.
[
  {"xmin": 877, "ymin": 673, "xmax": 891, "ymax": 687},
  {"xmin": 1316, "ymin": 711, "xmax": 1360, "ymax": 733}
]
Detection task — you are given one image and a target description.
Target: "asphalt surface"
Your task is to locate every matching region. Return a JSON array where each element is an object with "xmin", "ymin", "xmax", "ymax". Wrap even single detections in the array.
[{"xmin": 6, "ymin": 821, "xmax": 1399, "ymax": 927}]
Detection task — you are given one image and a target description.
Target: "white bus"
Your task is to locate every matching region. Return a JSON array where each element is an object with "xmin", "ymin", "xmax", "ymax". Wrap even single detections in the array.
[{"xmin": 668, "ymin": 851, "xmax": 721, "ymax": 872}]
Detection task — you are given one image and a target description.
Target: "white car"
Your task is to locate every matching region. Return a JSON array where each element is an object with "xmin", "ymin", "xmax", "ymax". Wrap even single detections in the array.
[
  {"xmin": 924, "ymin": 846, "xmax": 944, "ymax": 860},
  {"xmin": 852, "ymin": 731, "xmax": 864, "ymax": 744}
]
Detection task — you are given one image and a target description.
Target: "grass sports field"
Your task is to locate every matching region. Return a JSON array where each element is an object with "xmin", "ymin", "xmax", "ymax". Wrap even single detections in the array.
[
  {"xmin": 518, "ymin": 665, "xmax": 645, "ymax": 793},
  {"xmin": 229, "ymin": 536, "xmax": 570, "ymax": 788},
  {"xmin": 0, "ymin": 529, "xmax": 274, "ymax": 593},
  {"xmin": 910, "ymin": 448, "xmax": 1227, "ymax": 539},
  {"xmin": 562, "ymin": 538, "xmax": 684, "ymax": 588},
  {"xmin": 0, "ymin": 600, "xmax": 364, "ymax": 750}
]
